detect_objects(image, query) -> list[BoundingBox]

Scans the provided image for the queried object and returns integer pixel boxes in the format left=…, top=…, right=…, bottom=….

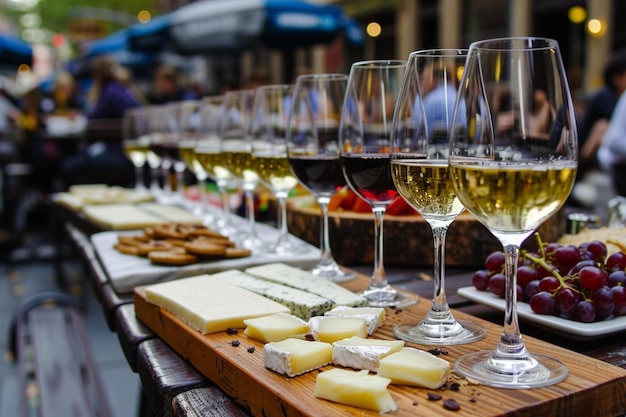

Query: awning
left=0, top=32, right=33, bottom=67
left=127, top=14, right=172, bottom=53
left=83, top=29, right=128, bottom=58
left=168, top=0, right=361, bottom=54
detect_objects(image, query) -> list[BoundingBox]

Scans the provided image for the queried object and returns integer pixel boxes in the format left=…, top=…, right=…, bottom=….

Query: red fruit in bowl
left=578, top=266, right=608, bottom=291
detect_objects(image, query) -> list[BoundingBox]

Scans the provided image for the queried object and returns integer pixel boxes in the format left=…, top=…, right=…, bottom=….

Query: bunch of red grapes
left=471, top=236, right=626, bottom=323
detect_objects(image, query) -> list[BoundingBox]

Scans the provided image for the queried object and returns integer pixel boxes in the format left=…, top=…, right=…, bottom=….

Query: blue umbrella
left=127, top=14, right=172, bottom=53
left=168, top=0, right=361, bottom=54
left=83, top=29, right=129, bottom=58
left=0, top=32, right=33, bottom=67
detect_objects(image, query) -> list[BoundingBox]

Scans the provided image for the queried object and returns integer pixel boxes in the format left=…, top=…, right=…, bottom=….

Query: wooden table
left=51, top=201, right=626, bottom=417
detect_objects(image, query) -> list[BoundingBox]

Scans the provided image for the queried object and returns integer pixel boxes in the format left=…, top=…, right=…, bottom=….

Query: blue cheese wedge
left=324, top=306, right=385, bottom=335
left=211, top=270, right=333, bottom=320
left=264, top=338, right=332, bottom=377
left=243, top=313, right=309, bottom=343
left=332, top=336, right=404, bottom=372
left=315, top=369, right=397, bottom=413
left=245, top=263, right=365, bottom=307
left=377, top=347, right=450, bottom=389
left=144, top=275, right=290, bottom=334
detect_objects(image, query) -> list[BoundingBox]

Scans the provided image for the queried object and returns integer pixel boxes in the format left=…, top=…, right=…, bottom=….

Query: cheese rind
left=314, top=369, right=397, bottom=413
left=377, top=347, right=450, bottom=389
left=244, top=263, right=366, bottom=307
left=243, top=313, right=309, bottom=342
left=308, top=316, right=368, bottom=343
left=263, top=338, right=332, bottom=377
left=324, top=306, right=385, bottom=335
left=144, top=275, right=290, bottom=334
left=332, top=336, right=404, bottom=372
left=211, top=270, right=333, bottom=320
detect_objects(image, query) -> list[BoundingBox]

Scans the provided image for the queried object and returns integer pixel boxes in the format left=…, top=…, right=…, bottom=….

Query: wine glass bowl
left=339, top=59, right=418, bottom=308
left=449, top=37, right=577, bottom=388
left=122, top=107, right=150, bottom=191
left=390, top=49, right=486, bottom=344
left=287, top=73, right=355, bottom=283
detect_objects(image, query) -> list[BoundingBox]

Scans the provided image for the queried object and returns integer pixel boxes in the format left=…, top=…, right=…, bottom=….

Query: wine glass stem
left=244, top=187, right=258, bottom=237
left=317, top=197, right=333, bottom=266
left=198, top=177, right=208, bottom=213
left=371, top=207, right=388, bottom=287
left=134, top=166, right=144, bottom=190
left=430, top=225, right=451, bottom=317
left=218, top=183, right=231, bottom=224
left=498, top=243, right=525, bottom=354
left=276, top=195, right=289, bottom=244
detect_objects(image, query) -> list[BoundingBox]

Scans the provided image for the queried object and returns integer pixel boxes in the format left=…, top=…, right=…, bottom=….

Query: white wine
left=450, top=161, right=576, bottom=232
left=392, top=159, right=463, bottom=221
left=195, top=149, right=232, bottom=182
left=253, top=150, right=298, bottom=194
left=123, top=141, right=149, bottom=168
left=178, top=144, right=207, bottom=178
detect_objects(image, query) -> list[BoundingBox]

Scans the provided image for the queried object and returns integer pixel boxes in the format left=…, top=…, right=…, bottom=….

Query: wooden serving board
left=134, top=276, right=626, bottom=417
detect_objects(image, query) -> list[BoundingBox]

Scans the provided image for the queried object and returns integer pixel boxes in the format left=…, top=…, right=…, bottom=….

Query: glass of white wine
left=449, top=37, right=578, bottom=388
left=390, top=49, right=486, bottom=344
left=250, top=84, right=307, bottom=254
left=122, top=107, right=149, bottom=191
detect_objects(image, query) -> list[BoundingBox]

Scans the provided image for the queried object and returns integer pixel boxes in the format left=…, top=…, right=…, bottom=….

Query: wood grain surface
left=134, top=274, right=626, bottom=417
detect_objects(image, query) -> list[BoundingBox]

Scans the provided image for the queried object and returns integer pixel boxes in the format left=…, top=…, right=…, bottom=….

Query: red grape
left=488, top=273, right=506, bottom=298
left=530, top=291, right=555, bottom=315
left=517, top=265, right=538, bottom=287
left=611, top=286, right=626, bottom=316
left=578, top=266, right=608, bottom=291
left=525, top=280, right=541, bottom=300
left=608, top=271, right=626, bottom=287
left=573, top=300, right=596, bottom=323
left=554, top=245, right=581, bottom=273
left=538, top=276, right=560, bottom=293
left=582, top=240, right=608, bottom=262
left=554, top=287, right=579, bottom=316
left=471, top=270, right=490, bottom=291
left=592, top=286, right=614, bottom=310
left=606, top=252, right=626, bottom=271
left=485, top=251, right=505, bottom=273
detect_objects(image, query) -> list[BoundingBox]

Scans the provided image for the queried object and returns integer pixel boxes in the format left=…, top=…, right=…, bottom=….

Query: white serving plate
left=457, top=286, right=626, bottom=339
left=91, top=222, right=320, bottom=294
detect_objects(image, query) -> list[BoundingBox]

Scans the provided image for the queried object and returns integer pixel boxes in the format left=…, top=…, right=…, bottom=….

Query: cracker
left=114, top=243, right=139, bottom=255
left=225, top=247, right=252, bottom=258
left=136, top=240, right=173, bottom=256
left=148, top=250, right=198, bottom=266
left=183, top=240, right=227, bottom=256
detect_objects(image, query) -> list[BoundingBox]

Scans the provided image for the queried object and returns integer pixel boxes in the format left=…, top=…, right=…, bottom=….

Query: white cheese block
left=315, top=369, right=397, bottom=413
left=263, top=338, right=332, bottom=377
left=308, top=316, right=368, bottom=343
left=144, top=275, right=290, bottom=334
left=138, top=202, right=202, bottom=224
left=332, top=336, right=404, bottom=372
left=245, top=263, right=365, bottom=307
left=324, top=306, right=385, bottom=335
left=243, top=313, right=309, bottom=343
left=83, top=204, right=165, bottom=230
left=211, top=270, right=333, bottom=320
left=377, top=347, right=450, bottom=389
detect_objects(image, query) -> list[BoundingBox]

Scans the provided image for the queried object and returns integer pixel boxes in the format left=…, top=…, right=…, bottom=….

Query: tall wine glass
left=144, top=106, right=164, bottom=195
left=219, top=89, right=262, bottom=250
left=449, top=37, right=577, bottom=388
left=339, top=60, right=417, bottom=307
left=122, top=107, right=149, bottom=191
left=287, top=73, right=356, bottom=283
left=167, top=101, right=191, bottom=205
left=194, top=95, right=237, bottom=233
left=250, top=84, right=307, bottom=254
left=390, top=49, right=486, bottom=343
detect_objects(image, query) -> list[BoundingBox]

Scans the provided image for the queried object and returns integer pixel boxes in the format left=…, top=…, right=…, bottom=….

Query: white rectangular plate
left=91, top=222, right=320, bottom=294
left=457, top=286, right=626, bottom=339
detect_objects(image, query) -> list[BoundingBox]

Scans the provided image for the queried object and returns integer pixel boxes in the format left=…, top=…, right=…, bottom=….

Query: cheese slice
left=308, top=316, right=367, bottom=343
left=324, top=306, right=385, bottom=335
left=144, top=275, right=290, bottom=334
left=83, top=204, right=165, bottom=230
left=377, top=347, right=450, bottom=389
left=138, top=202, right=202, bottom=224
left=245, top=263, right=366, bottom=308
left=332, top=336, right=404, bottom=372
left=243, top=313, right=309, bottom=343
left=264, top=338, right=332, bottom=377
left=211, top=270, right=333, bottom=320
left=315, top=369, right=397, bottom=413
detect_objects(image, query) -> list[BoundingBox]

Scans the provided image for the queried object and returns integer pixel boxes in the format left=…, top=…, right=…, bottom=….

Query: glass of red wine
left=339, top=60, right=418, bottom=308
left=287, top=73, right=356, bottom=283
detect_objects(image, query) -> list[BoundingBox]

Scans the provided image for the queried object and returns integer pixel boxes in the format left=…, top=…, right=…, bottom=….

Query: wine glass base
left=361, top=287, right=418, bottom=309
left=311, top=264, right=357, bottom=283
left=393, top=320, right=486, bottom=346
left=454, top=350, right=568, bottom=389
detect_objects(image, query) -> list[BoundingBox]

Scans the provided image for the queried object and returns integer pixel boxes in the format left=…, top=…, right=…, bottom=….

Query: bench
left=8, top=292, right=113, bottom=417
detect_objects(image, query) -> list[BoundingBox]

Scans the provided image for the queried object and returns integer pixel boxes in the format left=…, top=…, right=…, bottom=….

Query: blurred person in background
left=146, top=64, right=197, bottom=104
left=597, top=84, right=626, bottom=197
left=60, top=55, right=141, bottom=187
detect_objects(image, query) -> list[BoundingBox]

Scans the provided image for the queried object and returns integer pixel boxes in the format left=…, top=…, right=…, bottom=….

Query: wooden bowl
left=287, top=196, right=565, bottom=268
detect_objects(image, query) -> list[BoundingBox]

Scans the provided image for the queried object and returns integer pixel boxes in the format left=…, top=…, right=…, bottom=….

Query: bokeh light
left=366, top=22, right=381, bottom=38
left=568, top=6, right=587, bottom=24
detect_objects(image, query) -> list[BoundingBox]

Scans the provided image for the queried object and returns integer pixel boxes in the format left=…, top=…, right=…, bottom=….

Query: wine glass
left=167, top=100, right=192, bottom=205
left=250, top=84, right=307, bottom=254
left=339, top=60, right=417, bottom=307
left=449, top=37, right=577, bottom=388
left=219, top=89, right=263, bottom=250
left=390, top=49, right=486, bottom=343
left=147, top=104, right=178, bottom=202
left=122, top=107, right=149, bottom=191
left=144, top=106, right=164, bottom=195
left=287, top=73, right=356, bottom=283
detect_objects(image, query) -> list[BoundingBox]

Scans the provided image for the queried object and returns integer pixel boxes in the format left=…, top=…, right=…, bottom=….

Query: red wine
left=341, top=153, right=397, bottom=203
left=288, top=155, right=346, bottom=195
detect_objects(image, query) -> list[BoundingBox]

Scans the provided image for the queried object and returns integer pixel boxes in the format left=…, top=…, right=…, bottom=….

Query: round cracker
left=224, top=247, right=252, bottom=258
left=183, top=240, right=227, bottom=256
left=149, top=250, right=198, bottom=266
left=136, top=240, right=173, bottom=256
left=114, top=243, right=140, bottom=255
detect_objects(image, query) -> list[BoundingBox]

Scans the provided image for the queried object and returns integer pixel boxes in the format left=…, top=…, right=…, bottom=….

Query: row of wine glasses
left=122, top=36, right=578, bottom=390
